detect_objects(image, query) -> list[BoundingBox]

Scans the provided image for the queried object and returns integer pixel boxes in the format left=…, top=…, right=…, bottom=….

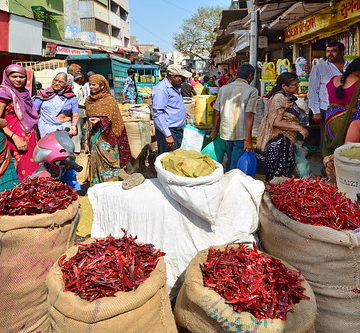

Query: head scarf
left=36, top=73, right=75, bottom=101
left=85, top=74, right=124, bottom=136
left=0, top=64, right=38, bottom=133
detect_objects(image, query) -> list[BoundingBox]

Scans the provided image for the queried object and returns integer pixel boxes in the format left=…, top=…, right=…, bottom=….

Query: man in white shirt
left=211, top=64, right=258, bottom=170
left=308, top=41, right=350, bottom=148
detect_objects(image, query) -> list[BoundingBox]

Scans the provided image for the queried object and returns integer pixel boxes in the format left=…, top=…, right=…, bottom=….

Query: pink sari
left=4, top=102, right=38, bottom=181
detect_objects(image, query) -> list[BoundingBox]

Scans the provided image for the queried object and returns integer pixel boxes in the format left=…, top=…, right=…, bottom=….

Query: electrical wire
left=130, top=15, right=174, bottom=48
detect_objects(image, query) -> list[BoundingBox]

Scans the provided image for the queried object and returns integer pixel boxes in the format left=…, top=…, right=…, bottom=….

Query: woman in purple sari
left=0, top=64, right=39, bottom=182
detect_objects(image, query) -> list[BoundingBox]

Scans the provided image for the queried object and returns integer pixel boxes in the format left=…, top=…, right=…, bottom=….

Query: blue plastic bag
left=295, top=148, right=311, bottom=177
left=201, top=135, right=226, bottom=163
left=237, top=151, right=257, bottom=178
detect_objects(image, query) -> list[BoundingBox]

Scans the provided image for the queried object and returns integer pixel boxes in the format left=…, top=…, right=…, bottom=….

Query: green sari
left=89, top=128, right=121, bottom=185
left=0, top=130, right=19, bottom=191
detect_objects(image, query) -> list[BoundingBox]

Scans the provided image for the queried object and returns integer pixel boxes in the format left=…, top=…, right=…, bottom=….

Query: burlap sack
left=174, top=245, right=316, bottom=333
left=123, top=116, right=151, bottom=158
left=259, top=178, right=360, bottom=333
left=47, top=241, right=177, bottom=333
left=0, top=200, right=79, bottom=333
left=75, top=152, right=90, bottom=185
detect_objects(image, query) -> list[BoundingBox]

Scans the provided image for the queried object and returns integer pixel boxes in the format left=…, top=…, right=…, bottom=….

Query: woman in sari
left=323, top=58, right=360, bottom=157
left=34, top=72, right=79, bottom=138
left=85, top=74, right=132, bottom=185
left=0, top=64, right=39, bottom=182
left=256, top=73, right=309, bottom=181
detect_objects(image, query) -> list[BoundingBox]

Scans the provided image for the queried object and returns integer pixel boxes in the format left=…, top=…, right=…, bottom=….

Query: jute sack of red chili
left=174, top=244, right=316, bottom=333
left=46, top=235, right=177, bottom=333
left=0, top=178, right=79, bottom=333
left=259, top=177, right=360, bottom=333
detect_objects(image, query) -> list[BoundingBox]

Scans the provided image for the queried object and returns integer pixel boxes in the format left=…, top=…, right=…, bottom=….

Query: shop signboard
left=285, top=0, right=360, bottom=43
left=44, top=43, right=57, bottom=57
left=259, top=36, right=268, bottom=49
left=56, top=46, right=91, bottom=55
left=234, top=32, right=250, bottom=53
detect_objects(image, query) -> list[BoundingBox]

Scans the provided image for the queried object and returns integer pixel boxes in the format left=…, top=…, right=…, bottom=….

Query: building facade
left=76, top=0, right=131, bottom=48
left=9, top=0, right=65, bottom=41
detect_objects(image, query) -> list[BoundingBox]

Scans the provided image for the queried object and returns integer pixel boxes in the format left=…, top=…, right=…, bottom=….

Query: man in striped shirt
left=308, top=41, right=350, bottom=148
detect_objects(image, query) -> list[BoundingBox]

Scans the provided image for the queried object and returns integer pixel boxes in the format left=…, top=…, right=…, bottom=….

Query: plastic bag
left=180, top=125, right=205, bottom=152
left=201, top=135, right=226, bottom=162
left=237, top=152, right=257, bottom=178
left=295, top=147, right=311, bottom=178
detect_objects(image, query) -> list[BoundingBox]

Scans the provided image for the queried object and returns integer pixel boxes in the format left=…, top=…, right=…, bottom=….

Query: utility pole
left=246, top=0, right=258, bottom=86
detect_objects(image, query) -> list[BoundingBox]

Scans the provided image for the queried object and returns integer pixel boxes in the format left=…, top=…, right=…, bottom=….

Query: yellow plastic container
left=276, top=59, right=292, bottom=75
left=261, top=62, right=277, bottom=80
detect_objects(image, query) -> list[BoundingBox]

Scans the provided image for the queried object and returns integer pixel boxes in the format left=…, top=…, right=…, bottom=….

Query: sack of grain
left=183, top=97, right=195, bottom=121
left=47, top=241, right=177, bottom=333
left=334, top=143, right=360, bottom=201
left=118, top=103, right=131, bottom=116
left=123, top=116, right=151, bottom=158
left=259, top=177, right=360, bottom=333
left=129, top=105, right=151, bottom=120
left=174, top=245, right=316, bottom=333
left=0, top=201, right=79, bottom=333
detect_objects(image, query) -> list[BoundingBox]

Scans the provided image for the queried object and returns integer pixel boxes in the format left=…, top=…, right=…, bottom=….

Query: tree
left=173, top=7, right=222, bottom=65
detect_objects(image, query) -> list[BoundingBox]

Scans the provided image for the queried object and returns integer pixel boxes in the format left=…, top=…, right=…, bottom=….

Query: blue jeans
left=156, top=128, right=184, bottom=155
left=225, top=140, right=244, bottom=171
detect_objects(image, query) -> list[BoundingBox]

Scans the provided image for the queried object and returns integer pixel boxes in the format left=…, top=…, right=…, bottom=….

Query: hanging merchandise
left=276, top=59, right=291, bottom=76
left=295, top=57, right=309, bottom=78
left=261, top=62, right=277, bottom=80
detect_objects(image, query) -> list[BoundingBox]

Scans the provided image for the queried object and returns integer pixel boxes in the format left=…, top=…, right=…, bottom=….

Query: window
left=124, top=37, right=130, bottom=47
left=95, top=19, right=109, bottom=35
left=112, top=26, right=121, bottom=38
left=120, top=7, right=128, bottom=21
left=110, top=1, right=120, bottom=15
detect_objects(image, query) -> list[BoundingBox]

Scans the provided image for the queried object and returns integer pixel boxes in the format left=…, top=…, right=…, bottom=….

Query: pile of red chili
left=58, top=232, right=165, bottom=302
left=267, top=177, right=360, bottom=230
left=201, top=244, right=309, bottom=320
left=0, top=177, right=78, bottom=215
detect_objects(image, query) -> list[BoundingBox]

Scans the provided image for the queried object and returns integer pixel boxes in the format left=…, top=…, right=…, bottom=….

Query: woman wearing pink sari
left=0, top=64, right=39, bottom=181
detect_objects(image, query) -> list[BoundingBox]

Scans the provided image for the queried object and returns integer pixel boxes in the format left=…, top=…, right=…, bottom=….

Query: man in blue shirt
left=152, top=64, right=192, bottom=155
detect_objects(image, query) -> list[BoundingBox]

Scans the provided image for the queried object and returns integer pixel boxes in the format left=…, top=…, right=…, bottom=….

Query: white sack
left=155, top=153, right=224, bottom=226
left=89, top=168, right=264, bottom=297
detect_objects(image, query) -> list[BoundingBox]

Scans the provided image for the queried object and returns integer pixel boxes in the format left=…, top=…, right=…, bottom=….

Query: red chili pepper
left=0, top=177, right=78, bottom=215
left=266, top=177, right=360, bottom=231
left=59, top=230, right=165, bottom=302
left=201, top=244, right=310, bottom=320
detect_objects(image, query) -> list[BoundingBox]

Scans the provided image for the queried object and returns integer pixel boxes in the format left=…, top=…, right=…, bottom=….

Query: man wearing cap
left=210, top=64, right=258, bottom=170
left=152, top=64, right=192, bottom=155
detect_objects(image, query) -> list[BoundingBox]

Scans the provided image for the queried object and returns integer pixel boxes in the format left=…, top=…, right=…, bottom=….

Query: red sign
left=44, top=42, right=57, bottom=57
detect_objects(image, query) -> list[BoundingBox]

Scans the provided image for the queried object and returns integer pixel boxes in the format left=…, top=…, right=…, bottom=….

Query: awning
left=212, top=34, right=234, bottom=51
left=219, top=9, right=248, bottom=30
left=31, top=6, right=63, bottom=16
left=269, top=2, right=329, bottom=30
left=255, top=0, right=329, bottom=4
left=241, top=2, right=294, bottom=28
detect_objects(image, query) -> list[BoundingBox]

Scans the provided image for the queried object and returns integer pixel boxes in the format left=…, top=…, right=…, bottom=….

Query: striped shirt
left=308, top=60, right=350, bottom=114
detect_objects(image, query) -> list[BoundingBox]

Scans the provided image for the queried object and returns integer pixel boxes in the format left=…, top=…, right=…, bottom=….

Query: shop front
left=284, top=0, right=360, bottom=62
